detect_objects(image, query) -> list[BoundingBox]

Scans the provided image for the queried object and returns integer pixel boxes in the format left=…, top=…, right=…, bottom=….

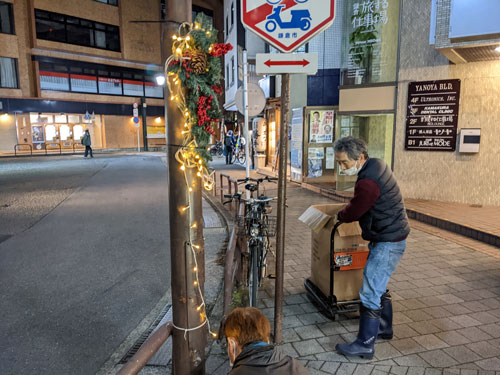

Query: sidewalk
left=255, top=167, right=500, bottom=250
left=205, top=160, right=500, bottom=374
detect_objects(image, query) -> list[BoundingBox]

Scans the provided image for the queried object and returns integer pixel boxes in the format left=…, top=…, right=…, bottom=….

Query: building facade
left=0, top=0, right=223, bottom=154
left=394, top=0, right=500, bottom=206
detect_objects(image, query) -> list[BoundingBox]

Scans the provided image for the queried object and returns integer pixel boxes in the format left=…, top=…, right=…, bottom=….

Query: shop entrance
left=28, top=113, right=101, bottom=153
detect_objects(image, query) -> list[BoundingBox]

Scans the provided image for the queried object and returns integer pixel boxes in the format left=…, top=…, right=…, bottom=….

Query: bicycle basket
left=264, top=216, right=278, bottom=237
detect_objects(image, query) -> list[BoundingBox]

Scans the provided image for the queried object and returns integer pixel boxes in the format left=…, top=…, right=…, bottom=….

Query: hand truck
left=304, top=222, right=369, bottom=320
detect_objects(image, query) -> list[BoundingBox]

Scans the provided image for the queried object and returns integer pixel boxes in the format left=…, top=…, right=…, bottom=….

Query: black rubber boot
left=378, top=290, right=393, bottom=340
left=335, top=305, right=381, bottom=359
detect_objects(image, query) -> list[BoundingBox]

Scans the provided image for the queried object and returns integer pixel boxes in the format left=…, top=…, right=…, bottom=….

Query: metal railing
left=14, top=144, right=32, bottom=156
left=73, top=143, right=85, bottom=154
left=117, top=322, right=173, bottom=375
left=219, top=173, right=239, bottom=213
left=223, top=201, right=246, bottom=317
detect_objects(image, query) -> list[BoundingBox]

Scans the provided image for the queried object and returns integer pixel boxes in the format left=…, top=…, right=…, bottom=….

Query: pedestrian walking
left=333, top=136, right=410, bottom=359
left=222, top=307, right=308, bottom=375
left=225, top=130, right=234, bottom=165
left=82, top=129, right=93, bottom=158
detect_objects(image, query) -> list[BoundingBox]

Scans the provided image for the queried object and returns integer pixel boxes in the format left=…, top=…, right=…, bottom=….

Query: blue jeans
left=359, top=240, right=406, bottom=310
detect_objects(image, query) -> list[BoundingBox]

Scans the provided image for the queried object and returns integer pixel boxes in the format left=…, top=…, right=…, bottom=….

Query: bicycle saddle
left=245, top=183, right=258, bottom=192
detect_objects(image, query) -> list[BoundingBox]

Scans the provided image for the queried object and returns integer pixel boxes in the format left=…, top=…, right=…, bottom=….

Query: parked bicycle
left=224, top=176, right=278, bottom=306
left=231, top=146, right=246, bottom=165
left=231, top=135, right=246, bottom=165
left=209, top=140, right=224, bottom=157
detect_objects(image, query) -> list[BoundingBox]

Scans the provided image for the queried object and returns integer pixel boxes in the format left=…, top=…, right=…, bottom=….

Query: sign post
left=241, top=0, right=336, bottom=344
left=243, top=50, right=250, bottom=182
left=133, top=103, right=140, bottom=152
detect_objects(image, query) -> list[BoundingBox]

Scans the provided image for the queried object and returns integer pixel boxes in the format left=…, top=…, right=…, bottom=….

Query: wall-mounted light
left=0, top=113, right=10, bottom=121
left=155, top=117, right=162, bottom=124
left=155, top=74, right=166, bottom=86
left=495, top=46, right=500, bottom=53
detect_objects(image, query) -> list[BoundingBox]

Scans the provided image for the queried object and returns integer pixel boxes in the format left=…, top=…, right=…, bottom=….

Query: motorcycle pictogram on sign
left=241, top=0, right=335, bottom=53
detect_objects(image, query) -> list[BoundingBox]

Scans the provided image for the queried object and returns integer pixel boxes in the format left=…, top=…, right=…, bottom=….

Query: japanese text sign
left=405, top=79, right=461, bottom=152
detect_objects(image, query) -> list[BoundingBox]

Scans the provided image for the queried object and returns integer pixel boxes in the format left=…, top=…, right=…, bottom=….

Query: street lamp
left=155, top=74, right=166, bottom=86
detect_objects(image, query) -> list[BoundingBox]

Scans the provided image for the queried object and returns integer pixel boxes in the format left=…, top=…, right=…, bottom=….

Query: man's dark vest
left=356, top=158, right=410, bottom=242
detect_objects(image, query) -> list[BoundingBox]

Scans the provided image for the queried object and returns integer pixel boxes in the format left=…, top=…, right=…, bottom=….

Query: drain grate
left=119, top=304, right=171, bottom=364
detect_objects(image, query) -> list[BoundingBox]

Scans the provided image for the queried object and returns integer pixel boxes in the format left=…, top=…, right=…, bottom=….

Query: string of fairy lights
left=165, top=21, right=218, bottom=340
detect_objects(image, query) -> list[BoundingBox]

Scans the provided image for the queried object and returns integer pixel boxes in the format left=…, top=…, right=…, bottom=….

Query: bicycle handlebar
left=223, top=192, right=276, bottom=205
left=236, top=176, right=278, bottom=184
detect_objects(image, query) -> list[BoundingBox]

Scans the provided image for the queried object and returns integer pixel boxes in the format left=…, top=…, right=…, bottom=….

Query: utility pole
left=243, top=49, right=250, bottom=182
left=164, top=1, right=206, bottom=374
left=274, top=73, right=290, bottom=344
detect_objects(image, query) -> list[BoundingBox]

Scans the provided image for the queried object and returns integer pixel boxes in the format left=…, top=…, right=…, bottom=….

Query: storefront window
left=336, top=113, right=394, bottom=191
left=341, top=0, right=399, bottom=85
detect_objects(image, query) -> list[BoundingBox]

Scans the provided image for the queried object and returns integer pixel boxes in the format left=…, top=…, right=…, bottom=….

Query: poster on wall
left=290, top=108, right=304, bottom=182
left=326, top=147, right=335, bottom=169
left=404, top=79, right=460, bottom=151
left=147, top=126, right=166, bottom=139
left=32, top=125, right=45, bottom=143
left=309, top=110, right=334, bottom=143
left=308, top=159, right=323, bottom=178
left=307, top=146, right=324, bottom=178
left=308, top=147, right=325, bottom=159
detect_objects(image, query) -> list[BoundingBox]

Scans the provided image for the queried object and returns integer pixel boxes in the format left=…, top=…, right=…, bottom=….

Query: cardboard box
left=299, top=203, right=369, bottom=302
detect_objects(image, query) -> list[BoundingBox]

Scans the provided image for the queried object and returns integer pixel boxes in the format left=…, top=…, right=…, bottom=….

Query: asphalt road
left=0, top=154, right=170, bottom=375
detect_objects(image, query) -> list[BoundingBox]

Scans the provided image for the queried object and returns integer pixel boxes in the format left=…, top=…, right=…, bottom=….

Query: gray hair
left=333, top=136, right=368, bottom=160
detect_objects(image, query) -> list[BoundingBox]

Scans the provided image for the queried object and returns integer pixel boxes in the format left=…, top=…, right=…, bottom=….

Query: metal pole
left=274, top=73, right=290, bottom=344
left=164, top=1, right=206, bottom=374
left=137, top=127, right=140, bottom=152
left=141, top=97, right=149, bottom=151
left=243, top=50, right=250, bottom=183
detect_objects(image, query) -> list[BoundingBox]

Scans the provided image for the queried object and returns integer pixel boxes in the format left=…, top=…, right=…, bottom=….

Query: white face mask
left=340, top=159, right=361, bottom=176
left=228, top=338, right=238, bottom=367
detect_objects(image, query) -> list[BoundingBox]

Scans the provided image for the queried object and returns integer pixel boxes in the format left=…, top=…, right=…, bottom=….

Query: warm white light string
left=166, top=20, right=217, bottom=340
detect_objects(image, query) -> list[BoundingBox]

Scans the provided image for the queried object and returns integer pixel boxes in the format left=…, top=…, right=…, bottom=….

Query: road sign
left=235, top=83, right=266, bottom=116
left=241, top=0, right=335, bottom=53
left=133, top=102, right=138, bottom=109
left=256, top=52, right=318, bottom=74
left=133, top=108, right=139, bottom=118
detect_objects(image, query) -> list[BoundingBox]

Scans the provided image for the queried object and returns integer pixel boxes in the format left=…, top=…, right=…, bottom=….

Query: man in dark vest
left=333, top=136, right=410, bottom=359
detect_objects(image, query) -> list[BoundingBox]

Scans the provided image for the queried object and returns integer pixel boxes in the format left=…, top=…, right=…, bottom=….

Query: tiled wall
left=394, top=0, right=500, bottom=206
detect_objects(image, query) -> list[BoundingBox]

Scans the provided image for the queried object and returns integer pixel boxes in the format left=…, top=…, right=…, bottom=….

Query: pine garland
left=166, top=14, right=232, bottom=165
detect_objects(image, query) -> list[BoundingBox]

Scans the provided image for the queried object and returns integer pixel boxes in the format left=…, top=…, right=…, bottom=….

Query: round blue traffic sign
left=133, top=117, right=140, bottom=123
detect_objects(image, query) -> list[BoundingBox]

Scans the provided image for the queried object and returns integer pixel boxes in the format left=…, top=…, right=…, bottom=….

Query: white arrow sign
left=256, top=53, right=318, bottom=74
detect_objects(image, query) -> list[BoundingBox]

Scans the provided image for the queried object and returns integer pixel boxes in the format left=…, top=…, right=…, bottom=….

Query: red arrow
left=246, top=0, right=298, bottom=25
left=264, top=59, right=310, bottom=67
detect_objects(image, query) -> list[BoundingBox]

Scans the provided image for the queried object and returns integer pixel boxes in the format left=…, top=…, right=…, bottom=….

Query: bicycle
left=231, top=146, right=246, bottom=165
left=209, top=140, right=223, bottom=157
left=224, top=176, right=278, bottom=307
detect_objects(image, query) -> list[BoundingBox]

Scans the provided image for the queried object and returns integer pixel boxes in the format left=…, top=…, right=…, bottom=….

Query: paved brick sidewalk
left=205, top=164, right=500, bottom=375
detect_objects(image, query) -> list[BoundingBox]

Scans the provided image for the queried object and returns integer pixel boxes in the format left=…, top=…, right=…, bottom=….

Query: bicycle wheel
left=248, top=244, right=259, bottom=307
left=231, top=150, right=236, bottom=164
left=238, top=151, right=246, bottom=164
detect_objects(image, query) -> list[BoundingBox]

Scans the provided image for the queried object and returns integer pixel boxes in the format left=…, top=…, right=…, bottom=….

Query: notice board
left=405, top=79, right=460, bottom=151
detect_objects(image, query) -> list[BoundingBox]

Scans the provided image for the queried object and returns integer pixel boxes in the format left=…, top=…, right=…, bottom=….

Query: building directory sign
left=241, top=0, right=335, bottom=53
left=405, top=79, right=461, bottom=152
